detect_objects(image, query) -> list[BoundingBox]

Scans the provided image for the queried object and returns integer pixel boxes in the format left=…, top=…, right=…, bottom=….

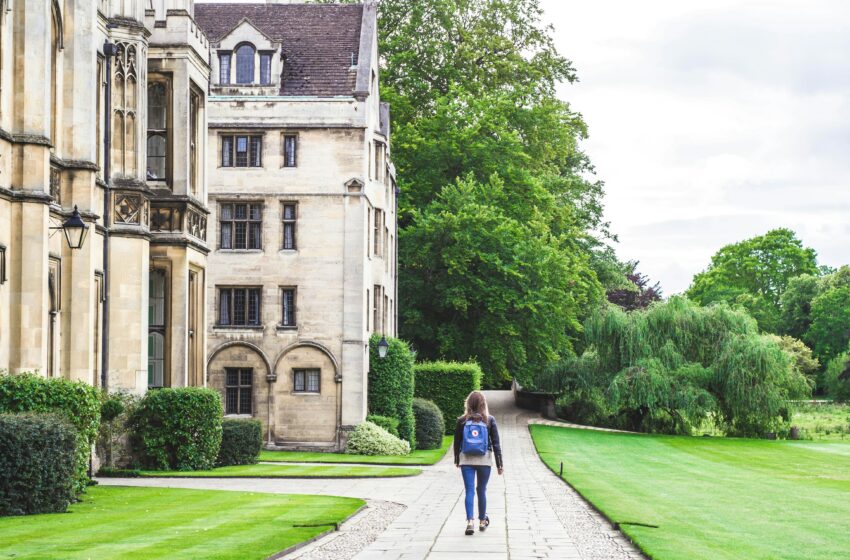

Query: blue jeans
left=461, top=465, right=491, bottom=520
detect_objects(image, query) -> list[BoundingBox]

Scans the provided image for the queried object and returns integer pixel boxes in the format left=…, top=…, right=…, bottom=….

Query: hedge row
left=414, top=361, right=482, bottom=434
left=130, top=387, right=223, bottom=471
left=0, top=413, right=78, bottom=516
left=0, top=373, right=101, bottom=494
left=368, top=335, right=416, bottom=448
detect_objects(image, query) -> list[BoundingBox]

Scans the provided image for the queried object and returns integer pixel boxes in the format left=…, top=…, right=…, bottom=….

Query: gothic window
left=235, top=44, right=255, bottom=84
left=219, top=52, right=231, bottom=85
left=112, top=44, right=138, bottom=178
left=259, top=52, right=272, bottom=84
left=146, top=80, right=168, bottom=181
left=148, top=269, right=167, bottom=388
left=281, top=287, right=296, bottom=327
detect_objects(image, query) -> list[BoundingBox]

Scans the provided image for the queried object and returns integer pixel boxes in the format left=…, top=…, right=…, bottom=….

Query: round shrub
left=366, top=414, right=400, bottom=438
left=0, top=413, right=77, bottom=516
left=130, top=387, right=223, bottom=471
left=0, top=373, right=101, bottom=494
left=368, top=335, right=416, bottom=448
left=217, top=419, right=262, bottom=466
left=345, top=421, right=410, bottom=456
left=412, top=398, right=444, bottom=450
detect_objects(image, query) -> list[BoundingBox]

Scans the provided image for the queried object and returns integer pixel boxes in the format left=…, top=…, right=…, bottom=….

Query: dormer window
left=235, top=44, right=255, bottom=84
left=260, top=53, right=273, bottom=85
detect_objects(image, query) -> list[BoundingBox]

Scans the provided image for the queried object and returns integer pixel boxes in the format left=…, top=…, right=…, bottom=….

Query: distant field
left=259, top=436, right=452, bottom=465
left=531, top=424, right=850, bottom=560
left=791, top=402, right=850, bottom=440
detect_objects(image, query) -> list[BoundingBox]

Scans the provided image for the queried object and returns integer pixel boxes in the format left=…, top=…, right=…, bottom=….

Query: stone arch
left=272, top=340, right=339, bottom=378
left=207, top=340, right=272, bottom=376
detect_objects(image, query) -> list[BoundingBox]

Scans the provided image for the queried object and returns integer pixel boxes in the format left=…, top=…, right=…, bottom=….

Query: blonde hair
left=463, top=391, right=489, bottom=420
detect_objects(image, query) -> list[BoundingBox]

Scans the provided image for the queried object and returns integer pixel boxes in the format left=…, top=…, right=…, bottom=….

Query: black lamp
left=61, top=206, right=89, bottom=250
left=377, top=336, right=389, bottom=359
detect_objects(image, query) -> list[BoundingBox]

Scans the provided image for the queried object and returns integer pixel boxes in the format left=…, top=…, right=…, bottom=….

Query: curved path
left=99, top=391, right=643, bottom=559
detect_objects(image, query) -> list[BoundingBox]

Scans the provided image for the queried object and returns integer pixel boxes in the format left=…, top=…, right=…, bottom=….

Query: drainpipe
left=101, top=39, right=118, bottom=390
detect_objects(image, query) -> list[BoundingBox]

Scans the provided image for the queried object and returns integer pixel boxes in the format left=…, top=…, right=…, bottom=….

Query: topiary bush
left=414, top=361, right=483, bottom=433
left=0, top=413, right=77, bottom=515
left=96, top=392, right=139, bottom=469
left=368, top=334, right=416, bottom=448
left=366, top=414, right=400, bottom=438
left=345, top=421, right=410, bottom=456
left=412, top=398, right=444, bottom=450
left=0, top=373, right=101, bottom=494
left=130, top=387, right=223, bottom=471
left=217, top=419, right=262, bottom=466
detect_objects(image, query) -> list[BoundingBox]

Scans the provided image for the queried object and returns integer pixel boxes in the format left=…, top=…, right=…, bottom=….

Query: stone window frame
left=373, top=209, right=383, bottom=257
left=281, top=201, right=297, bottom=251
left=282, top=133, right=298, bottom=168
left=216, top=286, right=263, bottom=328
left=225, top=367, right=253, bottom=415
left=146, top=74, right=172, bottom=185
left=293, top=368, right=321, bottom=394
left=148, top=266, right=170, bottom=389
left=218, top=201, right=263, bottom=251
left=189, top=85, right=203, bottom=197
left=0, top=244, right=6, bottom=285
left=279, top=286, right=297, bottom=329
left=220, top=133, right=263, bottom=168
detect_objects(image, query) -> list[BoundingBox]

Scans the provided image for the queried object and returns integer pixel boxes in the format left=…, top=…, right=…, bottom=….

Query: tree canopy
left=320, top=0, right=613, bottom=386
left=686, top=229, right=819, bottom=333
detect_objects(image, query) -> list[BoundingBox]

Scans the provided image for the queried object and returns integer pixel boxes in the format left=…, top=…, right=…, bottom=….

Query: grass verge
left=0, top=485, right=363, bottom=560
left=138, top=463, right=420, bottom=478
left=259, top=436, right=452, bottom=465
left=530, top=424, right=850, bottom=560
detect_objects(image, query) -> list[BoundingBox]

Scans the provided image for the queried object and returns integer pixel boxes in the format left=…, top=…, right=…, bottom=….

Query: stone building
left=195, top=2, right=397, bottom=449
left=0, top=0, right=210, bottom=393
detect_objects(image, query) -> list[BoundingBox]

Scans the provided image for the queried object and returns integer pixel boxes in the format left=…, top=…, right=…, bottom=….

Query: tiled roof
left=194, top=3, right=363, bottom=97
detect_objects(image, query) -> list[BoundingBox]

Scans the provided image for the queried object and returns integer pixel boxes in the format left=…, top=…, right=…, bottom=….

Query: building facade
left=0, top=0, right=210, bottom=393
left=195, top=2, right=397, bottom=450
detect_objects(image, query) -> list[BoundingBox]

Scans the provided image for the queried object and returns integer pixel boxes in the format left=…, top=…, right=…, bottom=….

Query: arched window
left=235, top=44, right=255, bottom=84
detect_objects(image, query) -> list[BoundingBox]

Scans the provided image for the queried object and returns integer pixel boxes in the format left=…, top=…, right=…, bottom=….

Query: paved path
left=99, top=391, right=643, bottom=560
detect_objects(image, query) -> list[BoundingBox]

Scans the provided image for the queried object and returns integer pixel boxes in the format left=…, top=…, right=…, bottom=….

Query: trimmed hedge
left=0, top=373, right=101, bottom=494
left=412, top=398, right=444, bottom=450
left=345, top=421, right=410, bottom=456
left=217, top=419, right=262, bottom=466
left=0, top=413, right=77, bottom=515
left=366, top=414, right=400, bottom=438
left=130, top=387, right=223, bottom=471
left=414, top=361, right=483, bottom=433
left=368, top=335, right=416, bottom=448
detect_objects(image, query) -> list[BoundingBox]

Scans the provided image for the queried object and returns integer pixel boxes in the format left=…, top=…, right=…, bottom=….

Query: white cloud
left=541, top=0, right=850, bottom=293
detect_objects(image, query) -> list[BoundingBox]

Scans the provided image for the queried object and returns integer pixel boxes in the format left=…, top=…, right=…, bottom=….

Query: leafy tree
left=807, top=286, right=850, bottom=366
left=607, top=262, right=662, bottom=311
left=823, top=350, right=850, bottom=402
left=779, top=274, right=820, bottom=339
left=687, top=229, right=819, bottom=333
left=400, top=176, right=601, bottom=388
left=765, top=334, right=820, bottom=389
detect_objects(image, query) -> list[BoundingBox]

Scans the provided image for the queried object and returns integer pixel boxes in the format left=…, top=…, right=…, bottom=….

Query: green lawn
left=0, top=486, right=363, bottom=560
left=530, top=424, right=850, bottom=560
left=139, top=463, right=420, bottom=478
left=259, top=436, right=452, bottom=465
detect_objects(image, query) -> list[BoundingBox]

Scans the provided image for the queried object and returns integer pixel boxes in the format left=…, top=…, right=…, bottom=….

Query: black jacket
left=454, top=414, right=503, bottom=469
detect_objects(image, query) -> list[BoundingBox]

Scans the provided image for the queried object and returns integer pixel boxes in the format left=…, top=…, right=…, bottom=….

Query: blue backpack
left=461, top=416, right=490, bottom=456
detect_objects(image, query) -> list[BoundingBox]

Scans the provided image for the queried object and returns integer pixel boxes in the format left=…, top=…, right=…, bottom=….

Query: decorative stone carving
left=49, top=166, right=61, bottom=204
left=114, top=193, right=144, bottom=224
left=187, top=209, right=207, bottom=241
left=150, top=206, right=183, bottom=233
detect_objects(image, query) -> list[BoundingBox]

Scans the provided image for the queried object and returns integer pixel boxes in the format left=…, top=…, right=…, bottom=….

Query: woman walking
left=454, top=391, right=503, bottom=535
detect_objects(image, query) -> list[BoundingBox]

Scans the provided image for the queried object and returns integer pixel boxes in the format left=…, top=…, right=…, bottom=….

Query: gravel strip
left=286, top=500, right=405, bottom=560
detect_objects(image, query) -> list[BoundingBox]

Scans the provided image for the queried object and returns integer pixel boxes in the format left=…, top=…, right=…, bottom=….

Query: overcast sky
left=540, top=0, right=850, bottom=294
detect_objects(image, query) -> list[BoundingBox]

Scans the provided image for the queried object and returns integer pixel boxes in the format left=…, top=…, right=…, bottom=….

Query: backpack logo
left=462, top=419, right=489, bottom=456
